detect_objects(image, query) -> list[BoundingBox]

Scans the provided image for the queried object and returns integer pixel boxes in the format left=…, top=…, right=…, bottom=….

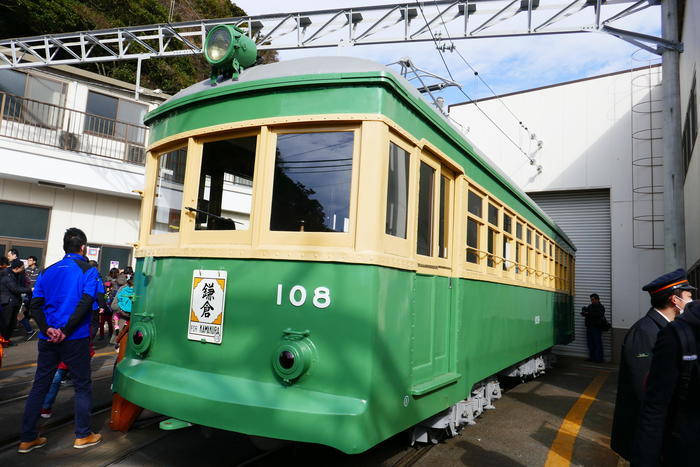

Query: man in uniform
left=632, top=298, right=699, bottom=466
left=18, top=228, right=102, bottom=453
left=610, top=268, right=696, bottom=460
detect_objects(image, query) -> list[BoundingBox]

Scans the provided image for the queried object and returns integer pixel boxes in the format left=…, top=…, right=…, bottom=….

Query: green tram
left=114, top=27, right=575, bottom=454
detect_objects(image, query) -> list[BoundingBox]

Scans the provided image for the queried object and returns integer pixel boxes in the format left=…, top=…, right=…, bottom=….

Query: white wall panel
left=530, top=190, right=612, bottom=358
left=451, top=68, right=667, bottom=335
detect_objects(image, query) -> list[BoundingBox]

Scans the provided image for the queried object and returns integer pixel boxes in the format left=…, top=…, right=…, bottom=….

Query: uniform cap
left=642, top=268, right=696, bottom=296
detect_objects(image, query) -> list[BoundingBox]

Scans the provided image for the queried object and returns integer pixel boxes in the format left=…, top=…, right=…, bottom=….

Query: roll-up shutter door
left=528, top=189, right=612, bottom=360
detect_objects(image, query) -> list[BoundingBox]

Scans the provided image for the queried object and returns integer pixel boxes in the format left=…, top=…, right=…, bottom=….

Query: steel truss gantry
left=0, top=0, right=675, bottom=70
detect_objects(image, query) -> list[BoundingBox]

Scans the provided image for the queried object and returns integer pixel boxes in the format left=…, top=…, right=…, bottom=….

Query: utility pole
left=662, top=0, right=685, bottom=270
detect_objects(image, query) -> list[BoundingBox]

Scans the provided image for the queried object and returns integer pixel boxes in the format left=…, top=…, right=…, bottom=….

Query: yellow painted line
left=0, top=350, right=117, bottom=372
left=544, top=371, right=610, bottom=467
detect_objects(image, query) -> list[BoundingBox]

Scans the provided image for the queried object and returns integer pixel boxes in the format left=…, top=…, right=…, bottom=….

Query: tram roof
left=148, top=56, right=575, bottom=251
left=167, top=56, right=424, bottom=103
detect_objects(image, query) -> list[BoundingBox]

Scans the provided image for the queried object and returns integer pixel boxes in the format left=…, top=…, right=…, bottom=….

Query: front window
left=270, top=131, right=353, bottom=232
left=195, top=136, right=256, bottom=231
left=151, top=148, right=187, bottom=234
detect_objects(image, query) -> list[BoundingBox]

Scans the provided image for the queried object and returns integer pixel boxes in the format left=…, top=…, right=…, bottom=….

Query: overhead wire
left=413, top=1, right=536, bottom=163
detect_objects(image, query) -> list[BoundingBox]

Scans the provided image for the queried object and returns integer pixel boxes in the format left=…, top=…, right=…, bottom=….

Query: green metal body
left=115, top=258, right=572, bottom=453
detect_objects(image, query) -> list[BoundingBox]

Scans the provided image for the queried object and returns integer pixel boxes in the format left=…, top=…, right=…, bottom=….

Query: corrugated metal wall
left=529, top=189, right=612, bottom=359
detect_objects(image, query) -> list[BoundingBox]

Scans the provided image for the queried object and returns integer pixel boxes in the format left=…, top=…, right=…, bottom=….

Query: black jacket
left=0, top=267, right=31, bottom=306
left=611, top=308, right=668, bottom=460
left=631, top=302, right=700, bottom=467
left=582, top=302, right=606, bottom=328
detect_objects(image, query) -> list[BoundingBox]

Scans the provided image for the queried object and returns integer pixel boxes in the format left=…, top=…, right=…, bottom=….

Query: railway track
left=391, top=445, right=436, bottom=467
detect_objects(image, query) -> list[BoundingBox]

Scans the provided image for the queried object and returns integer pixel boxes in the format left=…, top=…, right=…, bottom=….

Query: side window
left=466, top=191, right=482, bottom=264
left=386, top=143, right=410, bottom=238
left=416, top=161, right=435, bottom=256
left=270, top=131, right=353, bottom=232
left=438, top=175, right=450, bottom=259
left=195, top=136, right=257, bottom=231
left=151, top=148, right=187, bottom=234
left=515, top=221, right=523, bottom=275
left=487, top=203, right=499, bottom=268
left=502, top=213, right=513, bottom=272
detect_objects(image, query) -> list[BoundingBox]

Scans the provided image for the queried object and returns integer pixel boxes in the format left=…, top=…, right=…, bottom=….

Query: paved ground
left=1, top=332, right=626, bottom=466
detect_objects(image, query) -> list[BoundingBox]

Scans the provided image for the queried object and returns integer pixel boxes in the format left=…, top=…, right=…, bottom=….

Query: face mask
left=674, top=296, right=692, bottom=313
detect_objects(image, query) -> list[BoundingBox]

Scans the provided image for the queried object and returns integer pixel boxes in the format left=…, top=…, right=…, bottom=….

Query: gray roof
left=166, top=56, right=422, bottom=104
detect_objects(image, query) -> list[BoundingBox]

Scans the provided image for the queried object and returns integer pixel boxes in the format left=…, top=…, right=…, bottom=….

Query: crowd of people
left=0, top=228, right=134, bottom=453
left=0, top=251, right=133, bottom=350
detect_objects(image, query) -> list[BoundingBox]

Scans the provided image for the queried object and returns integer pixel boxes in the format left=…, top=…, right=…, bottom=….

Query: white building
left=450, top=4, right=699, bottom=359
left=0, top=64, right=167, bottom=274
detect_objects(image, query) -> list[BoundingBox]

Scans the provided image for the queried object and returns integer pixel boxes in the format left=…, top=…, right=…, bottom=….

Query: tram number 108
left=276, top=284, right=331, bottom=309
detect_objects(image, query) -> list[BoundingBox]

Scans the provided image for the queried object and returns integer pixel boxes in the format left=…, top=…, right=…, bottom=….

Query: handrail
left=465, top=246, right=564, bottom=285
left=0, top=91, right=148, bottom=165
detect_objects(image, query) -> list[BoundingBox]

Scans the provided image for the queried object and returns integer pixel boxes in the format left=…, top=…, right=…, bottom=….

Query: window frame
left=415, top=150, right=454, bottom=269
left=260, top=124, right=361, bottom=249
left=502, top=209, right=516, bottom=278
left=383, top=133, right=418, bottom=257
left=83, top=89, right=148, bottom=142
left=144, top=142, right=191, bottom=247
left=179, top=129, right=262, bottom=247
left=464, top=185, right=486, bottom=271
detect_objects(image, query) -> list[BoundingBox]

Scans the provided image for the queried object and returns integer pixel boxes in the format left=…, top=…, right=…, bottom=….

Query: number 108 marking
left=276, top=284, right=331, bottom=309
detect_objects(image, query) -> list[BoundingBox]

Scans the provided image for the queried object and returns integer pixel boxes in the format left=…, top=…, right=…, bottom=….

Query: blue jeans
left=586, top=327, right=604, bottom=362
left=20, top=338, right=92, bottom=441
left=19, top=316, right=33, bottom=333
left=41, top=368, right=67, bottom=409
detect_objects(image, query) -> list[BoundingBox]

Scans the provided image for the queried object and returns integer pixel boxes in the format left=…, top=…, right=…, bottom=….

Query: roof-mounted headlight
left=204, top=25, right=258, bottom=85
left=205, top=26, right=234, bottom=64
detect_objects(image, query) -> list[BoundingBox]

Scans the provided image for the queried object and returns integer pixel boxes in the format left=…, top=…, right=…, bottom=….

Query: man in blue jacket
left=18, top=227, right=103, bottom=453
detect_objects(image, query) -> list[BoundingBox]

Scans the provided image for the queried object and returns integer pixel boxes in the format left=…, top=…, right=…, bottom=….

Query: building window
left=86, top=244, right=133, bottom=278
left=0, top=201, right=51, bottom=267
left=0, top=70, right=66, bottom=127
left=196, top=136, right=256, bottom=231
left=270, top=131, right=353, bottom=233
left=386, top=143, right=410, bottom=238
left=682, top=76, right=698, bottom=176
left=84, top=91, right=147, bottom=142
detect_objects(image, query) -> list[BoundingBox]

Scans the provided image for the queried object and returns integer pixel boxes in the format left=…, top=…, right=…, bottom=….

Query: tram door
left=410, top=277, right=454, bottom=389
left=409, top=159, right=456, bottom=390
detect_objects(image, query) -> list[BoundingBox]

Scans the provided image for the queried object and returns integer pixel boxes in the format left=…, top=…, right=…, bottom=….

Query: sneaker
left=25, top=330, right=38, bottom=342
left=73, top=432, right=102, bottom=449
left=18, top=437, right=47, bottom=453
left=40, top=408, right=52, bottom=419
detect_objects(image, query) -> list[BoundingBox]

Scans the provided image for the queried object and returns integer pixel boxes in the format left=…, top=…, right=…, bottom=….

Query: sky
left=231, top=0, right=662, bottom=106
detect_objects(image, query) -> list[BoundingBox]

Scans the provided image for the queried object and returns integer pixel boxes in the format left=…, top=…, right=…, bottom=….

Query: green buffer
left=160, top=418, right=193, bottom=431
